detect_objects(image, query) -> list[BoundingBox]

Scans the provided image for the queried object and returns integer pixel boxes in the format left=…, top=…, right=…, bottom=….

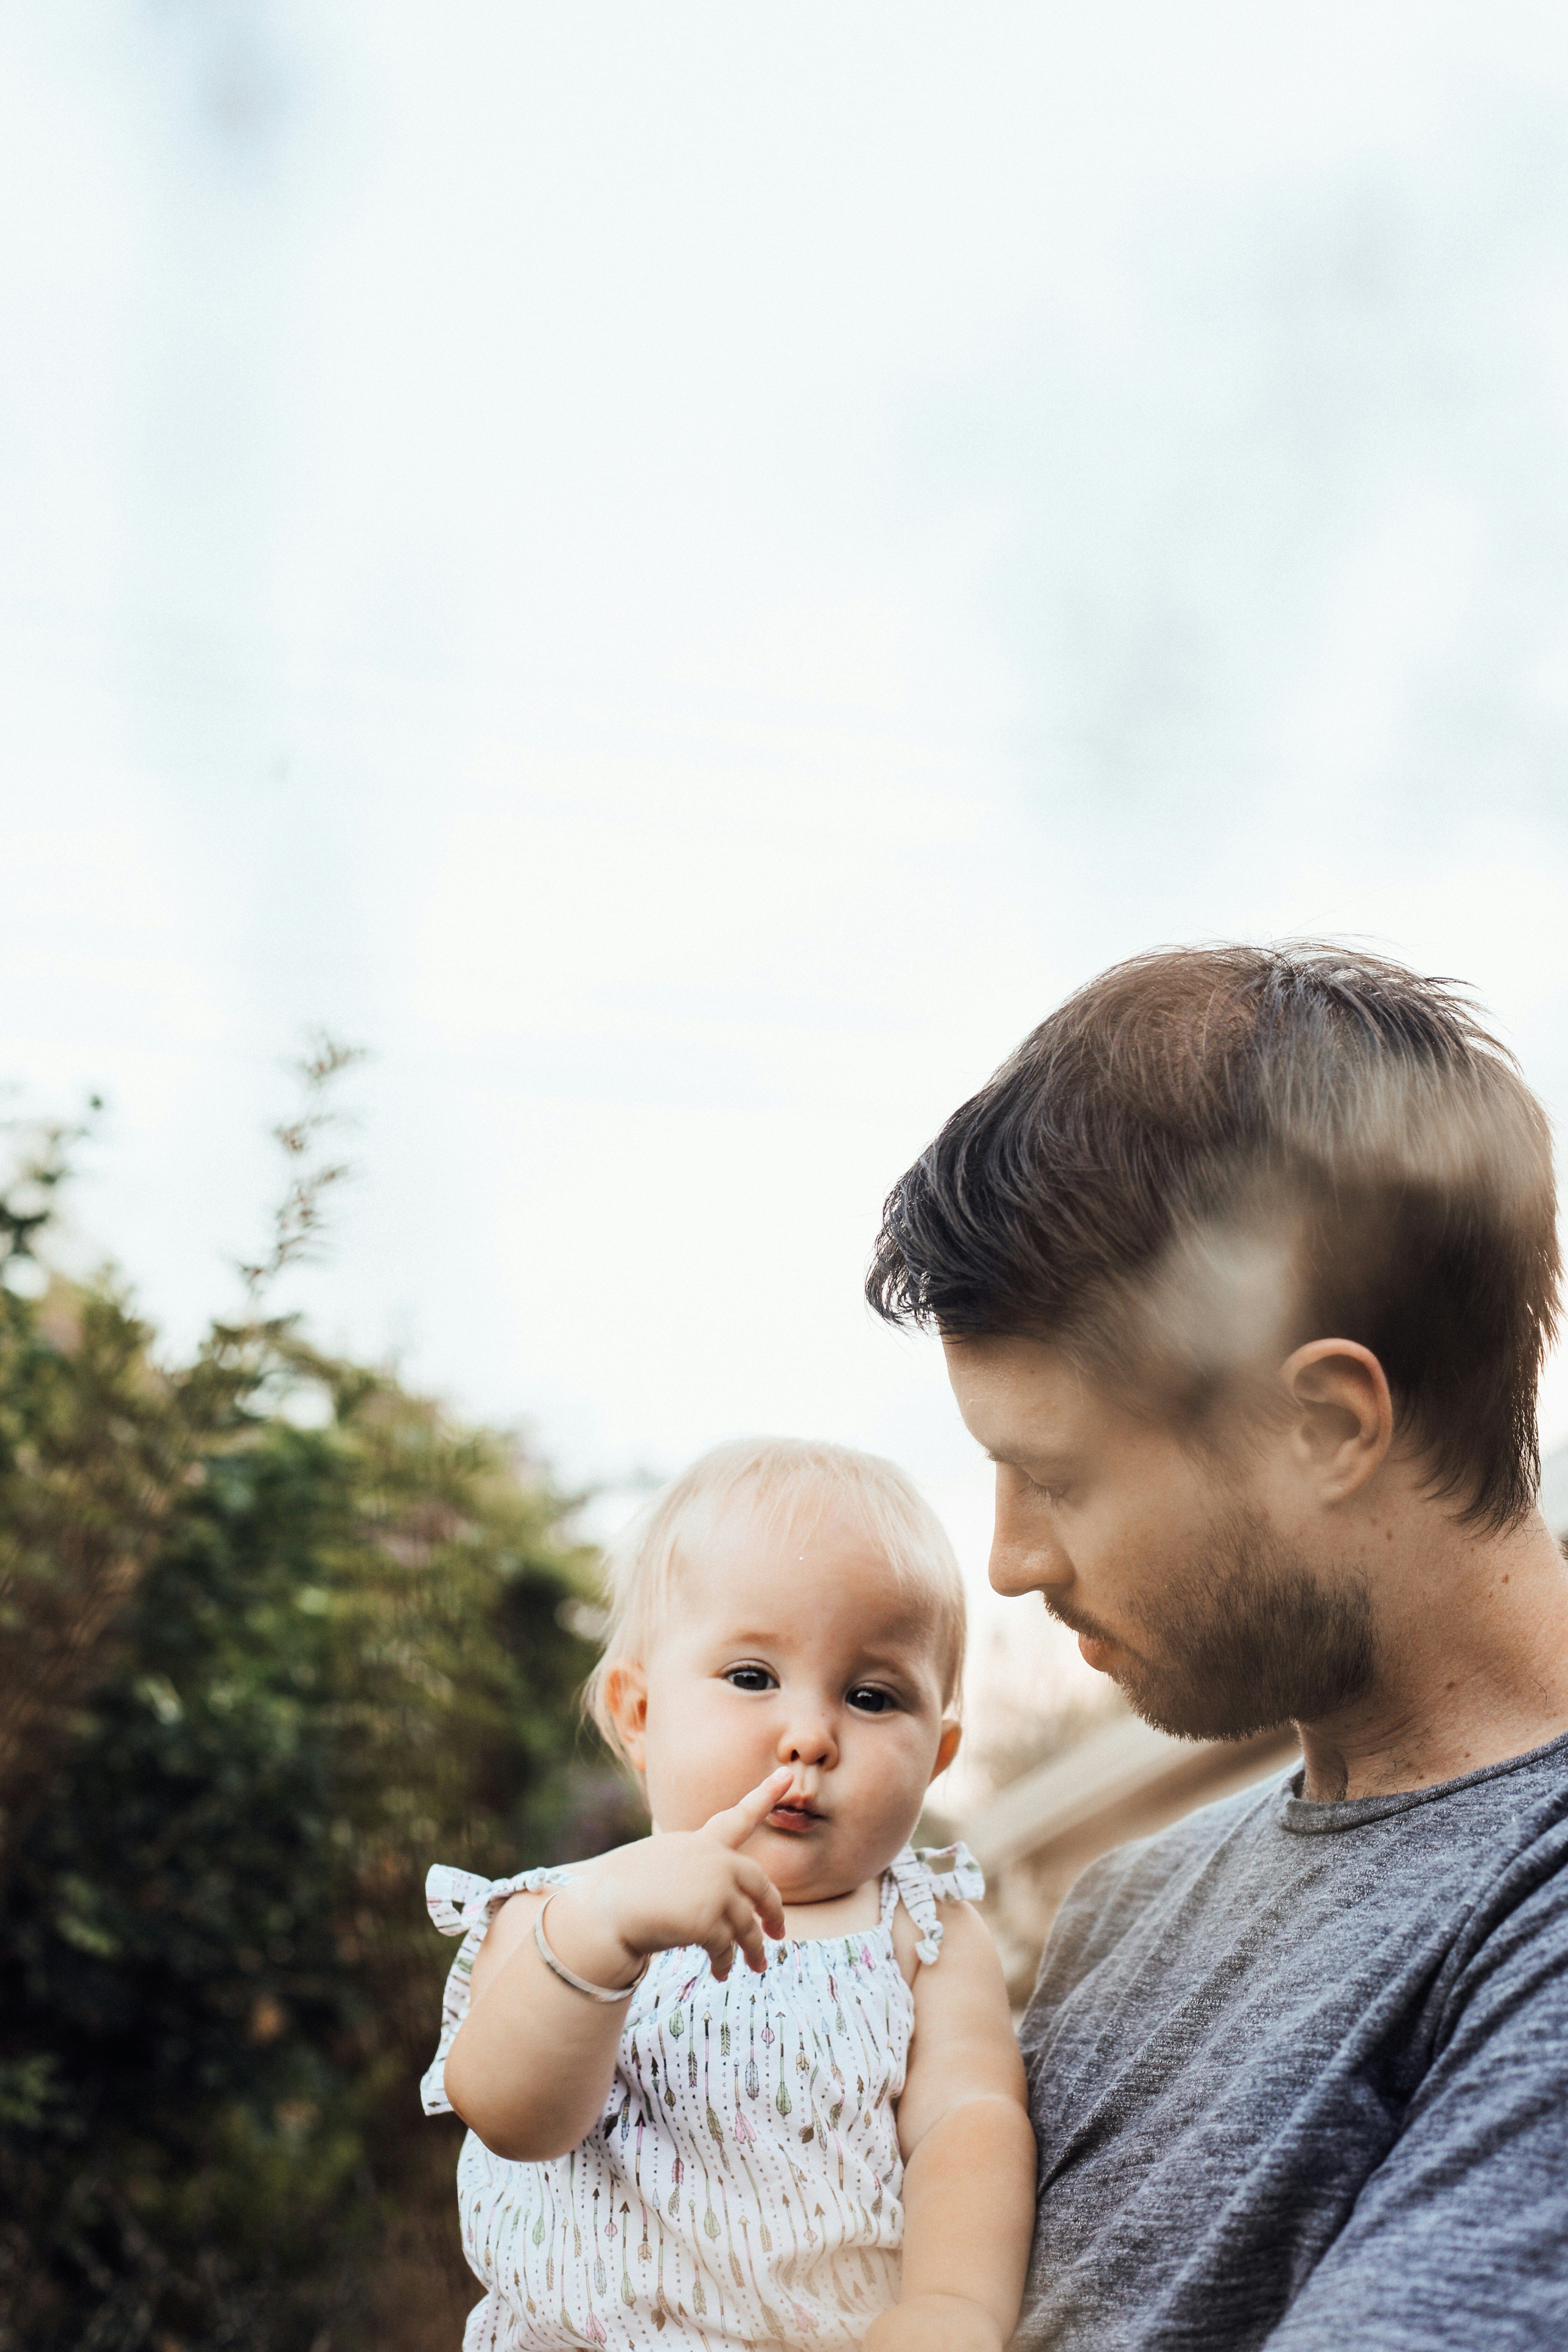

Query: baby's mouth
left=765, top=1797, right=823, bottom=1835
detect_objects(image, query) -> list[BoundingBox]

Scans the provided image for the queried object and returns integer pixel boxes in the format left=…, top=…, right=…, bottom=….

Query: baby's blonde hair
left=584, top=1436, right=966, bottom=1765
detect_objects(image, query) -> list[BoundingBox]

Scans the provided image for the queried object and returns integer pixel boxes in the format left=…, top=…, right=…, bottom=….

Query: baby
left=422, top=1437, right=1036, bottom=2350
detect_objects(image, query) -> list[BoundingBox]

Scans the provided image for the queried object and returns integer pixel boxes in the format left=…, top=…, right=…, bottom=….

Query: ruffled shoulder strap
left=419, top=1862, right=578, bottom=2116
left=426, top=1861, right=576, bottom=1939
left=881, top=1840, right=986, bottom=1966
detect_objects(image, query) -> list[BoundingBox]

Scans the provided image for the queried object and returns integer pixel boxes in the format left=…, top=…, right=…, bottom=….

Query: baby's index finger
left=701, top=1767, right=792, bottom=1849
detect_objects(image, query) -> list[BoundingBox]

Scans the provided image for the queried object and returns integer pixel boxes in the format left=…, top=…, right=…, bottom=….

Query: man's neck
left=1295, top=1506, right=1568, bottom=1804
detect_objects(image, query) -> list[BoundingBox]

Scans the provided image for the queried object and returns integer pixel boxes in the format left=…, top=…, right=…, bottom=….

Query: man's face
left=943, top=1333, right=1375, bottom=1741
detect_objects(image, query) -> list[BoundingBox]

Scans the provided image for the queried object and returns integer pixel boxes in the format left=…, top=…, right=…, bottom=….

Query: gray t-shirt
left=1017, top=1729, right=1568, bottom=2350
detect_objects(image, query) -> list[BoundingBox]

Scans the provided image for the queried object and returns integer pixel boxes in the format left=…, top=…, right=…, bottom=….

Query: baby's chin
left=755, top=1826, right=888, bottom=1909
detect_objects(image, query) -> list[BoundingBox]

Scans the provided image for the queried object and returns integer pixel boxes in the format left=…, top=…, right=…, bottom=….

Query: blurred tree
left=0, top=1088, right=640, bottom=2352
left=0, top=1123, right=187, bottom=1856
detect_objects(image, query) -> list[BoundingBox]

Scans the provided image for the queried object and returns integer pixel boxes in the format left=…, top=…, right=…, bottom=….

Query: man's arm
left=864, top=1903, right=1037, bottom=2352
left=1264, top=1877, right=1568, bottom=2352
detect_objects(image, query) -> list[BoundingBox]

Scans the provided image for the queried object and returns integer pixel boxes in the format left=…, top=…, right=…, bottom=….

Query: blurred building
left=965, top=1440, right=1568, bottom=2004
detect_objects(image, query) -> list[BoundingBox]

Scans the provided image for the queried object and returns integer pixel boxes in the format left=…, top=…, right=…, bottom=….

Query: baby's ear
left=930, top=1718, right=962, bottom=1782
left=603, top=1662, right=650, bottom=1771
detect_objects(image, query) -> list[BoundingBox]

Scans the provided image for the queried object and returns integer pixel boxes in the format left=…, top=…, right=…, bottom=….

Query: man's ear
left=1279, top=1339, right=1394, bottom=1500
left=930, top=1718, right=962, bottom=1783
left=603, top=1662, right=650, bottom=1772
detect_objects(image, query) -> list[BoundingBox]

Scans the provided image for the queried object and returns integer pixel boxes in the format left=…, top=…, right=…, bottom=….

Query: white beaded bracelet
left=533, top=1894, right=648, bottom=2003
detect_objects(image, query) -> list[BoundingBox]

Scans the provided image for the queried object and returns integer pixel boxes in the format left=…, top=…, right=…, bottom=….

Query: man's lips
left=1077, top=1631, right=1120, bottom=1672
left=1044, top=1596, right=1124, bottom=1674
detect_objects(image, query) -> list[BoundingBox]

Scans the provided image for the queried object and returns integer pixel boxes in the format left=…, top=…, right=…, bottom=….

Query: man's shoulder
left=1072, top=1767, right=1288, bottom=1907
left=1022, top=1769, right=1288, bottom=2002
left=1031, top=1733, right=1568, bottom=2016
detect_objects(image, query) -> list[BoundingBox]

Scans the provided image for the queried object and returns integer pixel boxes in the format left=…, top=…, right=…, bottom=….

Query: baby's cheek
left=643, top=1734, right=724, bottom=1830
left=855, top=1739, right=932, bottom=1844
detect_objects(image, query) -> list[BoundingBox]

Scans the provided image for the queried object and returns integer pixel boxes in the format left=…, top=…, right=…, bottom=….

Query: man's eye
left=847, top=1686, right=898, bottom=1714
left=1002, top=1461, right=1063, bottom=1504
left=724, top=1666, right=776, bottom=1693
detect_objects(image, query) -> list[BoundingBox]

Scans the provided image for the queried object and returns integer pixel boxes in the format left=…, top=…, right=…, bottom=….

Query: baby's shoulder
left=559, top=1835, right=651, bottom=1879
left=458, top=1840, right=652, bottom=1997
left=882, top=1838, right=989, bottom=1984
left=428, top=1837, right=649, bottom=1922
left=889, top=1889, right=990, bottom=1988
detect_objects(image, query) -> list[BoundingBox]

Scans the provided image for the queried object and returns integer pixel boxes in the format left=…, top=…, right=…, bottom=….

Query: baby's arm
left=444, top=1770, right=788, bottom=2161
left=868, top=1903, right=1036, bottom=2352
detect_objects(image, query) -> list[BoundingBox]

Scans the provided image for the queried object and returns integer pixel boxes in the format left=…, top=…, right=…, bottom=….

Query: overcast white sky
left=6, top=2, right=1568, bottom=1766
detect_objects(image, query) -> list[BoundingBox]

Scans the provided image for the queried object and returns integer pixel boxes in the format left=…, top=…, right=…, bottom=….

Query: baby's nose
left=777, top=1710, right=837, bottom=1768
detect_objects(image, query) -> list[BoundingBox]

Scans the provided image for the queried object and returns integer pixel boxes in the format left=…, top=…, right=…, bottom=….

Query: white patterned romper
left=422, top=1842, right=984, bottom=2351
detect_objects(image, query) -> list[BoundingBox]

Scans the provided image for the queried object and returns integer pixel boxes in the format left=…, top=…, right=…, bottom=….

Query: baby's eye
left=723, top=1665, right=777, bottom=1694
left=846, top=1685, right=899, bottom=1715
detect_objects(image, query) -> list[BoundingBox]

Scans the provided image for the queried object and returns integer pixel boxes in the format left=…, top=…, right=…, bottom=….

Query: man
left=867, top=943, right=1568, bottom=2351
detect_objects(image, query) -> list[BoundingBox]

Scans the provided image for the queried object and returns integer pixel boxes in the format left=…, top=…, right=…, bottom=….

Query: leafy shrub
left=0, top=1276, right=638, bottom=2351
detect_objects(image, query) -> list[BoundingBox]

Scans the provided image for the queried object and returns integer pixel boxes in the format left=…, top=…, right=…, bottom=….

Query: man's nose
left=989, top=1491, right=1073, bottom=1600
left=776, top=1707, right=838, bottom=1771
left=989, top=1532, right=1071, bottom=1598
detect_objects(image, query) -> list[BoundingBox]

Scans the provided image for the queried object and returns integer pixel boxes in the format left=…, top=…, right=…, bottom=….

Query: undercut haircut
left=867, top=944, right=1560, bottom=1532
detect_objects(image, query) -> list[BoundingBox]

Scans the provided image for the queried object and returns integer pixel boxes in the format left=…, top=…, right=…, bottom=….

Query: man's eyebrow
left=983, top=1444, right=1075, bottom=1470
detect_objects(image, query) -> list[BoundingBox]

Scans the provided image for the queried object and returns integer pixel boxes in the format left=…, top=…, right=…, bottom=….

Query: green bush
left=0, top=1276, right=639, bottom=2351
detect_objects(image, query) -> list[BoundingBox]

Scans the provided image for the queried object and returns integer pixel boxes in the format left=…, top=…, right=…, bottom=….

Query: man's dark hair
left=867, top=943, right=1560, bottom=1531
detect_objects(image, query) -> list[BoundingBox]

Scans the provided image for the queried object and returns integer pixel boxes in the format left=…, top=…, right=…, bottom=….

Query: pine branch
left=238, top=1035, right=368, bottom=1303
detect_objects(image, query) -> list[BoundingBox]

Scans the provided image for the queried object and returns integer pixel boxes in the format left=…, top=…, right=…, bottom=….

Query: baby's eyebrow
left=842, top=1637, right=937, bottom=1676
left=712, top=1628, right=934, bottom=1676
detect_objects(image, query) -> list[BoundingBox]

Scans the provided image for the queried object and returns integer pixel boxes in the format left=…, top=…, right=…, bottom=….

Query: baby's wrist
left=541, top=1885, right=646, bottom=1991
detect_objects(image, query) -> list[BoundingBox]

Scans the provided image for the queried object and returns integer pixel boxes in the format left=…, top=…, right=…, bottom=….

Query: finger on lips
left=707, top=1767, right=794, bottom=1847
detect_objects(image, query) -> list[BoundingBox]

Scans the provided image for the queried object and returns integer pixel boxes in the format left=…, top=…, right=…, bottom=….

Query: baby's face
left=618, top=1494, right=958, bottom=1906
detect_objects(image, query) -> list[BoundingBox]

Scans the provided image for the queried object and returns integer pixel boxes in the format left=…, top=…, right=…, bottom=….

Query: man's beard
left=1046, top=1503, right=1378, bottom=1743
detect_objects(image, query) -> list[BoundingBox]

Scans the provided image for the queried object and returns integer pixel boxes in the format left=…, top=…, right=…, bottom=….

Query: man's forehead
left=942, top=1332, right=1101, bottom=1436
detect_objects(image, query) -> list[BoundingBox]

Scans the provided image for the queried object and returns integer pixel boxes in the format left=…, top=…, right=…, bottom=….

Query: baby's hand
left=863, top=2295, right=1006, bottom=2352
left=546, top=1768, right=791, bottom=1986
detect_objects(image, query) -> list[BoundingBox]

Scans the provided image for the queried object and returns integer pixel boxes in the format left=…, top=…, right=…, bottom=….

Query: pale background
left=6, top=2, right=1568, bottom=1794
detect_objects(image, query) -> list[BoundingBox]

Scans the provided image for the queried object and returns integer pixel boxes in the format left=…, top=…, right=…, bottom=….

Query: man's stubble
left=1047, top=1501, right=1378, bottom=1745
